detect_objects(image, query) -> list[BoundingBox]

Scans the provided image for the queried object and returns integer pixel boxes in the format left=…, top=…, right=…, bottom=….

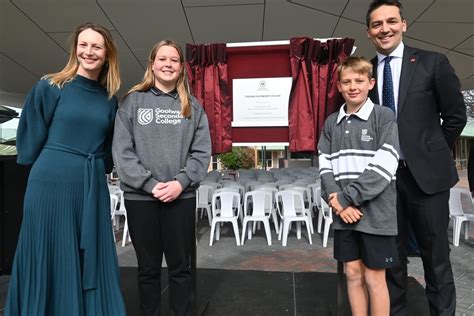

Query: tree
left=218, top=147, right=255, bottom=170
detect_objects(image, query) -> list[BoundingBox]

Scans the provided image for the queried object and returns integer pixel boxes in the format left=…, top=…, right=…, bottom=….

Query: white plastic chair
left=254, top=186, right=279, bottom=234
left=320, top=197, right=333, bottom=248
left=259, top=182, right=278, bottom=188
left=241, top=190, right=273, bottom=245
left=448, top=187, right=474, bottom=246
left=245, top=180, right=262, bottom=192
left=108, top=183, right=121, bottom=195
left=200, top=181, right=222, bottom=191
left=275, top=190, right=312, bottom=247
left=209, top=191, right=241, bottom=246
left=288, top=186, right=314, bottom=234
left=307, top=183, right=323, bottom=233
left=115, top=191, right=131, bottom=247
left=108, top=184, right=122, bottom=228
left=278, top=183, right=296, bottom=191
left=196, top=184, right=214, bottom=225
left=109, top=193, right=119, bottom=242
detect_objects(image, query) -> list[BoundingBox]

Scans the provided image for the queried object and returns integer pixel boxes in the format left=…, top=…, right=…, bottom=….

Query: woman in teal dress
left=4, top=23, right=126, bottom=315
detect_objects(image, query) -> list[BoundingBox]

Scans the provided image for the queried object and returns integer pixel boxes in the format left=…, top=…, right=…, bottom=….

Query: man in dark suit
left=366, top=1, right=467, bottom=315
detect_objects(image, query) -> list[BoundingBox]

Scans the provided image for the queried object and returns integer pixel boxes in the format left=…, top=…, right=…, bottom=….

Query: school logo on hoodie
left=137, top=108, right=153, bottom=125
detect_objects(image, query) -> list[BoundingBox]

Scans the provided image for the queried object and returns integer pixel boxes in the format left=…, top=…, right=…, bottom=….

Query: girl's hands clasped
left=152, top=181, right=183, bottom=202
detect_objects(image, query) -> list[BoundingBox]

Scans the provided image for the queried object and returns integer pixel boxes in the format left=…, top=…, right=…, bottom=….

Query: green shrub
left=218, top=147, right=254, bottom=170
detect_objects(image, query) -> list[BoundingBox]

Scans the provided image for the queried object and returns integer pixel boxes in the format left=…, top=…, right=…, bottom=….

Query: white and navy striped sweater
left=318, top=98, right=399, bottom=236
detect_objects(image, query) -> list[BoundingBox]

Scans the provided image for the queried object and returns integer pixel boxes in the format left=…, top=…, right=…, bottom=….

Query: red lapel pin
left=410, top=57, right=416, bottom=63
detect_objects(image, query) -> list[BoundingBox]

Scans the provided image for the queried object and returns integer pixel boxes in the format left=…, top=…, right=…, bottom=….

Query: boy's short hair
left=337, top=56, right=373, bottom=79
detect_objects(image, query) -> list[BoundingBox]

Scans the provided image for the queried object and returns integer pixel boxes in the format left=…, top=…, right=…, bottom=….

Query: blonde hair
left=127, top=40, right=192, bottom=118
left=43, top=22, right=121, bottom=99
left=337, top=56, right=373, bottom=79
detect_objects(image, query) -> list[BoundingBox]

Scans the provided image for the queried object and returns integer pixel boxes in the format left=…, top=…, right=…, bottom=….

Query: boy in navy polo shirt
left=318, top=56, right=399, bottom=316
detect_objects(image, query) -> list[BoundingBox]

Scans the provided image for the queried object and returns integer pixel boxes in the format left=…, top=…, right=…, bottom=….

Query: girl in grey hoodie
left=112, top=39, right=211, bottom=316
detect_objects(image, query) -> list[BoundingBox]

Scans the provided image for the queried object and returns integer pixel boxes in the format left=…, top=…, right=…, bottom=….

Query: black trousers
left=125, top=198, right=195, bottom=316
left=386, top=166, right=456, bottom=316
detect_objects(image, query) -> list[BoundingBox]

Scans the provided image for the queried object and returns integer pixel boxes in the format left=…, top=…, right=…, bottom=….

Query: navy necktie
left=382, top=56, right=396, bottom=113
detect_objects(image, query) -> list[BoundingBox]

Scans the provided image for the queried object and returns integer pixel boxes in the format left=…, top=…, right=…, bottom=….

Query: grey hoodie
left=112, top=88, right=211, bottom=200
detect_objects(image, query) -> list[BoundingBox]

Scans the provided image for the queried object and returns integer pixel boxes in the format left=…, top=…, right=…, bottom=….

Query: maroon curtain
left=186, top=43, right=232, bottom=154
left=288, top=37, right=355, bottom=152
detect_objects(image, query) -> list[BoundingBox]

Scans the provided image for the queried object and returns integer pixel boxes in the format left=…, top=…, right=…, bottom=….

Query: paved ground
left=117, top=169, right=474, bottom=316
left=115, top=217, right=473, bottom=316
left=1, top=171, right=473, bottom=315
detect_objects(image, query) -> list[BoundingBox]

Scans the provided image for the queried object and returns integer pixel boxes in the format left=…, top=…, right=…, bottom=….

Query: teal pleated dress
left=4, top=75, right=126, bottom=316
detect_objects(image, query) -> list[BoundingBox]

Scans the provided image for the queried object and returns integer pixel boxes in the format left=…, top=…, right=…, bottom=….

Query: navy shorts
left=334, top=230, right=399, bottom=269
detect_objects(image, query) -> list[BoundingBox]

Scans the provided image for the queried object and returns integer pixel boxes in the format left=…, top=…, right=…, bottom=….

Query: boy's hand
left=338, top=206, right=363, bottom=224
left=328, top=193, right=343, bottom=213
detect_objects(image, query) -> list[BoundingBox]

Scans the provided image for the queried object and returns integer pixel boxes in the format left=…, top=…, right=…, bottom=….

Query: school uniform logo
left=361, top=129, right=373, bottom=142
left=137, top=108, right=153, bottom=125
left=155, top=108, right=183, bottom=125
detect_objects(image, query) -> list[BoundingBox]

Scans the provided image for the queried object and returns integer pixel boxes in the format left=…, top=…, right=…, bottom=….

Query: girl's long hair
left=127, top=40, right=191, bottom=118
left=43, top=22, right=121, bottom=99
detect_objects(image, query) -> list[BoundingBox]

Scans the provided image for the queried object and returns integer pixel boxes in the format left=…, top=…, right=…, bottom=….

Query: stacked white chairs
left=275, top=190, right=312, bottom=247
left=196, top=184, right=215, bottom=225
left=241, top=190, right=273, bottom=245
left=320, top=196, right=333, bottom=247
left=209, top=190, right=241, bottom=246
left=448, top=187, right=474, bottom=246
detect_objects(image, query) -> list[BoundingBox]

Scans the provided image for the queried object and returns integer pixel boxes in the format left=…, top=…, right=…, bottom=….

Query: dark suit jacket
left=369, top=45, right=466, bottom=195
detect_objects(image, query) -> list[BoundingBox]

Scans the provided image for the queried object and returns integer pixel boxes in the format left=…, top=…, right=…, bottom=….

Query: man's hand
left=152, top=181, right=183, bottom=202
left=338, top=206, right=363, bottom=224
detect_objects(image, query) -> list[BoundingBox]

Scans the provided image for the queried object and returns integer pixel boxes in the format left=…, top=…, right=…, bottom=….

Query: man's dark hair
left=366, top=0, right=404, bottom=27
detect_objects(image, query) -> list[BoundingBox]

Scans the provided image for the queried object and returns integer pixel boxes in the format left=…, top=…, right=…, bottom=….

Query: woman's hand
left=152, top=181, right=183, bottom=202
